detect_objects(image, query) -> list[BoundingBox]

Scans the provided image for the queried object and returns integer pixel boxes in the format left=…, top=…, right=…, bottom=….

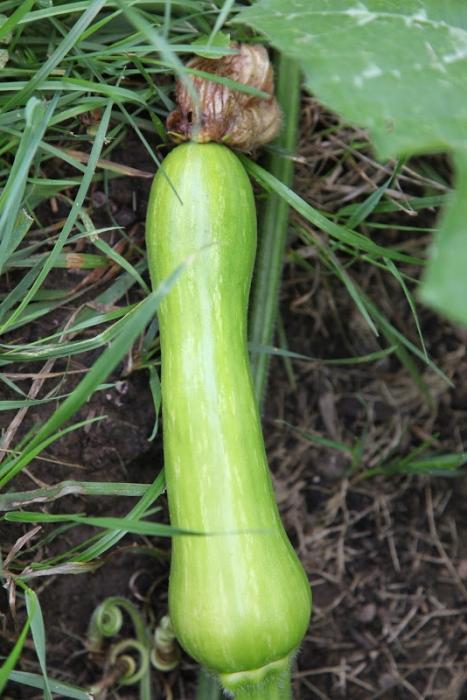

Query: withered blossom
left=166, top=43, right=281, bottom=152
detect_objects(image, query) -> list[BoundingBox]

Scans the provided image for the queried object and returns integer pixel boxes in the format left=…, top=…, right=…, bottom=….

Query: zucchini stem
left=249, top=54, right=301, bottom=408
left=226, top=676, right=292, bottom=700
left=220, top=655, right=293, bottom=700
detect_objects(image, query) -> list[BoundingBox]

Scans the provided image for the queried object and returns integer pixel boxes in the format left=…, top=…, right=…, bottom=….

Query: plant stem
left=231, top=678, right=292, bottom=700
left=196, top=667, right=222, bottom=700
left=232, top=685, right=291, bottom=700
left=220, top=654, right=294, bottom=700
left=234, top=680, right=292, bottom=700
left=249, top=54, right=301, bottom=408
left=222, top=660, right=293, bottom=700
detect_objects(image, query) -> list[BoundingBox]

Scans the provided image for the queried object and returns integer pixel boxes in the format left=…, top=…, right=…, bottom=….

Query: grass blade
left=0, top=417, right=106, bottom=487
left=241, top=157, right=424, bottom=266
left=0, top=98, right=57, bottom=274
left=346, top=160, right=404, bottom=229
left=2, top=0, right=108, bottom=111
left=384, top=257, right=428, bottom=362
left=45, top=471, right=166, bottom=566
left=25, top=588, right=52, bottom=700
left=0, top=99, right=114, bottom=335
left=0, top=298, right=152, bottom=487
left=0, top=255, right=189, bottom=487
left=0, top=615, right=30, bottom=695
left=6, top=509, right=198, bottom=538
left=0, top=0, right=35, bottom=42
left=0, top=481, right=150, bottom=511
left=7, top=671, right=91, bottom=700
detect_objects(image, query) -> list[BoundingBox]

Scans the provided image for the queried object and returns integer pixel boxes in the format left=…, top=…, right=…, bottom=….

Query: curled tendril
left=151, top=615, right=180, bottom=672
left=88, top=601, right=123, bottom=651
left=86, top=596, right=152, bottom=696
left=108, top=639, right=150, bottom=686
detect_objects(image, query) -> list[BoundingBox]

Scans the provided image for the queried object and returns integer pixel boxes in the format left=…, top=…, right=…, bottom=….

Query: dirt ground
left=2, top=98, right=467, bottom=699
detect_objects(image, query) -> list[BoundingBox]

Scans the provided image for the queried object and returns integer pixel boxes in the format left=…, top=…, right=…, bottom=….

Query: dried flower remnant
left=167, top=43, right=281, bottom=152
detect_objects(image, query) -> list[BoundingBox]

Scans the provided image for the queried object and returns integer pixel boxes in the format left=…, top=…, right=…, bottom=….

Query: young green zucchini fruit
left=146, top=142, right=311, bottom=698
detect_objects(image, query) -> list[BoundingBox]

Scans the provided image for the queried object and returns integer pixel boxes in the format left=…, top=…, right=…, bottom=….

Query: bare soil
left=2, top=99, right=466, bottom=700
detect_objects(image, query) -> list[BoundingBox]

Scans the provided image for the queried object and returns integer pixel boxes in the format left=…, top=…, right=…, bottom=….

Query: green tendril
left=151, top=615, right=180, bottom=671
left=108, top=639, right=150, bottom=685
left=86, top=596, right=152, bottom=700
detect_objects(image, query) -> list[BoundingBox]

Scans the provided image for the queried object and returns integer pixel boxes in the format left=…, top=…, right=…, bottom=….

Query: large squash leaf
left=236, top=0, right=467, bottom=325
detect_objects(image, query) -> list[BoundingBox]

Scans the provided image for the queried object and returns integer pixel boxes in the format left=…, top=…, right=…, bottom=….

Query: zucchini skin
left=146, top=143, right=311, bottom=675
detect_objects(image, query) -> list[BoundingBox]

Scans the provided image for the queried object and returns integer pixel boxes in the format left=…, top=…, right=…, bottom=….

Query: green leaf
left=419, top=150, right=467, bottom=324
left=236, top=0, right=467, bottom=324
left=236, top=0, right=467, bottom=157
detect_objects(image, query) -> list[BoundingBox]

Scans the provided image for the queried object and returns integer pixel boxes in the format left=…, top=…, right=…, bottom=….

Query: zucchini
left=146, top=142, right=311, bottom=697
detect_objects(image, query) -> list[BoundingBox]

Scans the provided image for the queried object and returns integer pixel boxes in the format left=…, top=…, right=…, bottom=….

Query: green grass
left=0, top=2, right=462, bottom=699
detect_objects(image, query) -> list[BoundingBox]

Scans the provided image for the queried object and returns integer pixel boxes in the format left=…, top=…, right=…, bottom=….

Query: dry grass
left=262, top=99, right=467, bottom=700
